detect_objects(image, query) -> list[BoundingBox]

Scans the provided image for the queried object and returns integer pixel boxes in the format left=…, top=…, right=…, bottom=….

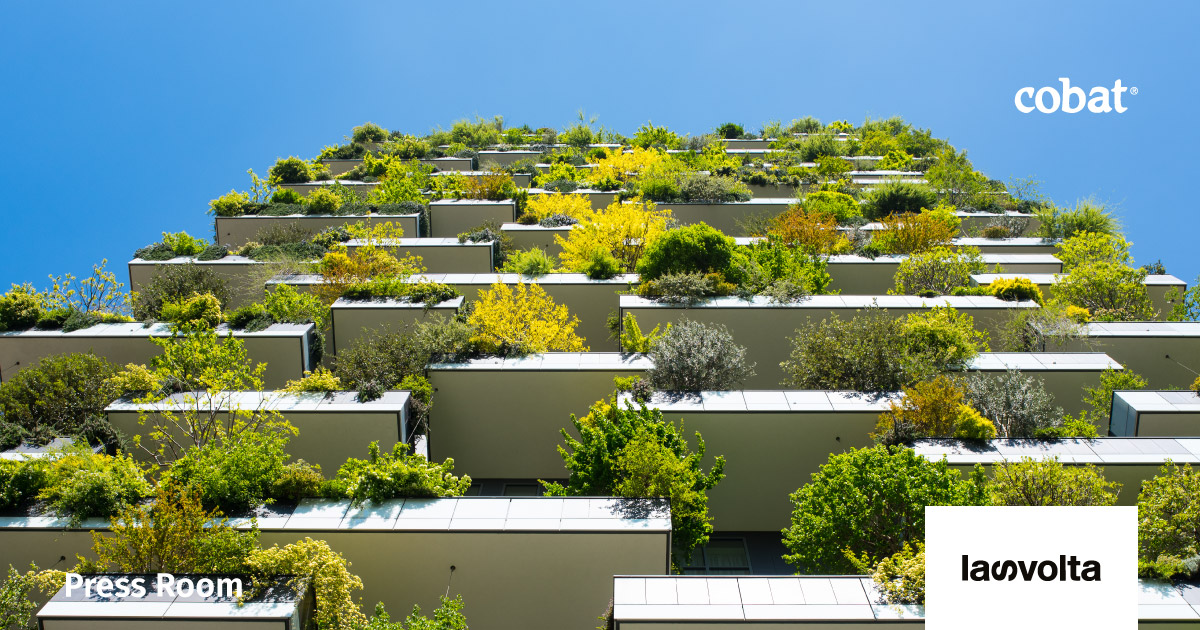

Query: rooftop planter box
left=721, top=138, right=774, bottom=150
left=614, top=390, right=897, bottom=531
left=847, top=170, right=926, bottom=184
left=330, top=296, right=463, bottom=356
left=527, top=188, right=621, bottom=210
left=1111, top=390, right=1200, bottom=437
left=652, top=199, right=795, bottom=236
left=500, top=222, right=573, bottom=255
left=912, top=437, right=1200, bottom=505
left=612, top=577, right=1198, bottom=627
left=280, top=180, right=377, bottom=198
left=0, top=497, right=670, bottom=630
left=420, top=156, right=475, bottom=171
left=618, top=295, right=1039, bottom=389
left=1040, top=322, right=1200, bottom=388
left=788, top=253, right=1061, bottom=295
left=476, top=149, right=542, bottom=168
left=430, top=169, right=532, bottom=187
left=612, top=576, right=922, bottom=628
left=128, top=256, right=274, bottom=309
left=426, top=353, right=652, bottom=479
left=954, top=237, right=1058, bottom=255
left=972, top=273, right=1186, bottom=320
left=966, top=352, right=1123, bottom=422
left=214, top=212, right=422, bottom=248
left=347, top=238, right=496, bottom=273
left=0, top=322, right=315, bottom=389
left=105, top=390, right=413, bottom=473
left=428, top=199, right=516, bottom=238
left=37, top=574, right=312, bottom=630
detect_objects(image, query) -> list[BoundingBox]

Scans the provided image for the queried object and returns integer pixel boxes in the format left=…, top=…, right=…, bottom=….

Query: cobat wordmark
left=961, top=554, right=1101, bottom=582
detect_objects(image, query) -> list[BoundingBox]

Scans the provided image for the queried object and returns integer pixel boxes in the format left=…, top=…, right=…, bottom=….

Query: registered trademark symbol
left=1130, top=87, right=1139, bottom=95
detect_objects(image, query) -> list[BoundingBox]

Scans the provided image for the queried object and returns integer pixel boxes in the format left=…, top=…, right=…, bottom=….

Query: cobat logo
left=1014, top=79, right=1134, bottom=113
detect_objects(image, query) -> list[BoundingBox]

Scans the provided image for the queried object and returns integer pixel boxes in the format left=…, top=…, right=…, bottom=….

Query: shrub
left=0, top=284, right=43, bottom=332
left=524, top=193, right=592, bottom=221
left=352, top=122, right=388, bottom=143
left=282, top=367, right=342, bottom=394
left=615, top=313, right=668, bottom=353
left=982, top=225, right=1011, bottom=238
left=131, top=264, right=230, bottom=321
left=781, top=310, right=916, bottom=393
left=674, top=172, right=751, bottom=203
left=164, top=427, right=291, bottom=514
left=1035, top=199, right=1119, bottom=240
left=636, top=223, right=737, bottom=281
left=892, top=246, right=986, bottom=295
left=246, top=538, right=367, bottom=629
left=267, top=157, right=313, bottom=186
left=1138, top=464, right=1200, bottom=578
left=133, top=242, right=175, bottom=261
left=305, top=187, right=344, bottom=213
left=467, top=282, right=587, bottom=355
left=463, top=172, right=517, bottom=201
left=644, top=319, right=755, bottom=392
left=631, top=122, right=684, bottom=149
left=990, top=457, right=1120, bottom=506
left=716, top=122, right=744, bottom=139
left=209, top=190, right=252, bottom=217
left=900, top=306, right=988, bottom=370
left=767, top=207, right=845, bottom=254
left=877, top=149, right=915, bottom=172
left=988, top=277, right=1043, bottom=303
left=0, top=353, right=128, bottom=450
left=954, top=406, right=997, bottom=439
left=0, top=458, right=50, bottom=509
left=874, top=212, right=957, bottom=254
left=960, top=369, right=1064, bottom=437
left=1083, top=368, right=1147, bottom=425
left=333, top=324, right=428, bottom=398
left=544, top=401, right=725, bottom=569
left=499, top=248, right=554, bottom=277
left=38, top=450, right=152, bottom=524
left=1053, top=262, right=1155, bottom=321
left=195, top=244, right=228, bottom=261
left=159, top=292, right=222, bottom=329
left=538, top=213, right=577, bottom=228
left=269, top=188, right=305, bottom=204
left=782, top=445, right=987, bottom=573
left=874, top=376, right=967, bottom=445
left=636, top=272, right=735, bottom=305
left=1057, top=232, right=1132, bottom=272
left=328, top=442, right=470, bottom=505
left=0, top=564, right=65, bottom=630
left=864, top=181, right=937, bottom=219
left=161, top=231, right=207, bottom=256
left=582, top=247, right=621, bottom=280
left=873, top=542, right=925, bottom=605
left=799, top=190, right=861, bottom=223
left=556, top=200, right=672, bottom=273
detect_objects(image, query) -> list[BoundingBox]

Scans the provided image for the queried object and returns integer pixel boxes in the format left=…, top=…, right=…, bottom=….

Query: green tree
left=1084, top=368, right=1147, bottom=425
left=636, top=223, right=737, bottom=282
left=543, top=401, right=725, bottom=570
left=1138, top=463, right=1200, bottom=578
left=1053, top=262, right=1156, bottom=321
left=0, top=353, right=125, bottom=450
left=990, top=457, right=1121, bottom=506
left=0, top=565, right=65, bottom=630
left=782, top=445, right=987, bottom=573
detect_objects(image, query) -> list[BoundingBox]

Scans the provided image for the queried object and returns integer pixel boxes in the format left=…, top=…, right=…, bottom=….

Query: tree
left=467, top=282, right=587, bottom=354
left=1137, top=464, right=1200, bottom=579
left=636, top=223, right=737, bottom=282
left=0, top=565, right=65, bottom=630
left=960, top=370, right=1064, bottom=438
left=1053, top=262, right=1156, bottom=321
left=892, top=246, right=985, bottom=295
left=0, top=353, right=126, bottom=450
left=543, top=401, right=725, bottom=570
left=1084, top=368, right=1147, bottom=425
left=783, top=445, right=987, bottom=573
left=556, top=199, right=672, bottom=273
left=989, top=457, right=1120, bottom=506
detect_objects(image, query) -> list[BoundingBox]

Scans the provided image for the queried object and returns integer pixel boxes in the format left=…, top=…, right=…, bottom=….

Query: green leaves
left=331, top=441, right=470, bottom=506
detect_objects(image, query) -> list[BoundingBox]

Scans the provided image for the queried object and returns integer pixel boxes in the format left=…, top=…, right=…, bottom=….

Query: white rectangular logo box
left=925, top=506, right=1137, bottom=630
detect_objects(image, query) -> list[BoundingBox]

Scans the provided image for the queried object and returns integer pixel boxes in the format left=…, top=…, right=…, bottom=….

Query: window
left=502, top=483, right=540, bottom=496
left=679, top=538, right=751, bottom=575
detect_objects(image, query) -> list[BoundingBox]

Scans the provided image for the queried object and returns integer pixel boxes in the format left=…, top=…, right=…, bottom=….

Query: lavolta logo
left=1014, top=78, right=1136, bottom=113
left=961, top=554, right=1102, bottom=582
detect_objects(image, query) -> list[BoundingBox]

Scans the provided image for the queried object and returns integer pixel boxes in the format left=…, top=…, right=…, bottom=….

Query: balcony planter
left=1040, top=322, right=1200, bottom=388
left=527, top=188, right=621, bottom=210
left=618, top=295, right=1040, bottom=389
left=1110, top=390, right=1200, bottom=437
left=821, top=253, right=1061, bottom=294
left=476, top=150, right=542, bottom=168
left=280, top=180, right=377, bottom=198
left=106, top=390, right=412, bottom=473
left=0, top=322, right=315, bottom=389
left=500, top=222, right=573, bottom=255
left=614, top=390, right=897, bottom=531
left=966, top=352, right=1123, bottom=421
left=428, top=199, right=516, bottom=238
left=652, top=199, right=795, bottom=236
left=954, top=237, right=1059, bottom=255
left=346, top=238, right=496, bottom=273
left=215, top=212, right=422, bottom=248
left=430, top=170, right=532, bottom=188
left=420, top=156, right=475, bottom=171
left=973, top=273, right=1185, bottom=320
left=721, top=138, right=774, bottom=150
left=0, top=497, right=669, bottom=630
left=128, top=256, right=275, bottom=309
left=913, top=437, right=1200, bottom=505
left=426, top=353, right=652, bottom=479
left=330, top=296, right=463, bottom=356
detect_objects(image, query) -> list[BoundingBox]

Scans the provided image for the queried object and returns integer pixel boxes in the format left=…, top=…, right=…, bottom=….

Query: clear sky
left=1, top=0, right=1196, bottom=291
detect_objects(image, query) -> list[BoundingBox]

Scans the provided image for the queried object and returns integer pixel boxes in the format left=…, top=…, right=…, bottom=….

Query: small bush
left=781, top=310, right=915, bottom=393
left=209, top=190, right=251, bottom=217
left=39, top=450, right=152, bottom=525
left=162, top=232, right=207, bottom=256
left=637, top=272, right=735, bottom=305
left=636, top=223, right=737, bottom=281
left=195, top=244, right=228, bottom=261
left=538, top=213, right=577, bottom=228
left=716, top=123, right=744, bottom=139
left=768, top=206, right=845, bottom=254
left=0, top=284, right=43, bottom=332
left=269, top=460, right=325, bottom=503
left=268, top=157, right=313, bottom=186
left=874, top=376, right=967, bottom=445
left=131, top=264, right=230, bottom=321
left=582, top=247, right=622, bottom=280
left=874, top=212, right=957, bottom=254
left=990, top=457, right=1120, bottom=507
left=0, top=353, right=128, bottom=450
left=269, top=188, right=305, bottom=204
left=500, top=248, right=554, bottom=277
left=873, top=542, right=925, bottom=605
left=982, top=225, right=1011, bottom=239
left=954, top=406, right=997, bottom=439
left=988, top=277, right=1043, bottom=303
left=282, top=367, right=342, bottom=394
left=900, top=306, right=988, bottom=370
left=961, top=369, right=1064, bottom=437
left=799, top=190, right=861, bottom=223
left=645, top=319, right=755, bottom=392
left=525, top=193, right=592, bottom=221
left=329, top=442, right=469, bottom=505
left=864, top=181, right=937, bottom=219
left=159, top=292, right=222, bottom=329
left=467, top=282, right=587, bottom=355
left=164, top=428, right=291, bottom=514
left=892, top=246, right=986, bottom=295
left=1138, top=464, right=1200, bottom=578
left=351, top=122, right=388, bottom=143
left=305, top=188, right=343, bottom=214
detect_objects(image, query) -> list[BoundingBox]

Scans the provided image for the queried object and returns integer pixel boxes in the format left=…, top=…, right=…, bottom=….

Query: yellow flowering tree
left=556, top=199, right=672, bottom=272
left=468, top=282, right=587, bottom=354
left=587, top=147, right=667, bottom=186
left=524, top=193, right=593, bottom=221
left=314, top=220, right=423, bottom=304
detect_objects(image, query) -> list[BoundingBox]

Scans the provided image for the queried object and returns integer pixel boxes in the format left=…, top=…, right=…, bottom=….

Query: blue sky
left=1, top=0, right=1196, bottom=292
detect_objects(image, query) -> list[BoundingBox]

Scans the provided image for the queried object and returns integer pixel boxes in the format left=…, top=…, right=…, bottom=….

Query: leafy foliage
left=873, top=542, right=925, bottom=605
left=282, top=367, right=343, bottom=393
left=873, top=211, right=957, bottom=254
left=328, top=442, right=470, bottom=505
left=645, top=319, right=755, bottom=391
left=246, top=538, right=368, bottom=629
left=990, top=457, right=1120, bottom=506
left=864, top=182, right=937, bottom=220
left=892, top=246, right=985, bottom=295
left=556, top=199, right=672, bottom=273
left=131, top=263, right=231, bottom=321
left=163, top=427, right=292, bottom=514
left=1137, top=464, right=1200, bottom=579
left=544, top=401, right=725, bottom=569
left=960, top=369, right=1065, bottom=437
left=636, top=223, right=737, bottom=282
left=268, top=157, right=314, bottom=186
left=0, top=353, right=133, bottom=450
left=467, top=282, right=587, bottom=354
left=782, top=445, right=987, bottom=573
